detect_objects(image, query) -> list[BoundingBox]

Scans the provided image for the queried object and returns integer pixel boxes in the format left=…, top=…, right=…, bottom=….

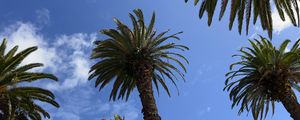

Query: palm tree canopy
left=89, top=9, right=189, bottom=101
left=114, top=114, right=124, bottom=120
left=225, top=36, right=300, bottom=120
left=0, top=39, right=59, bottom=120
left=185, top=0, right=300, bottom=38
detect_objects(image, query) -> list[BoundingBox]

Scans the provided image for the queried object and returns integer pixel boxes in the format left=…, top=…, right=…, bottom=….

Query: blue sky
left=1, top=0, right=300, bottom=120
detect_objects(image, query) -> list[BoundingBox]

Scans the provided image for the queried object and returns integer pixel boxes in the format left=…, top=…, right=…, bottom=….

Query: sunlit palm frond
left=225, top=36, right=300, bottom=120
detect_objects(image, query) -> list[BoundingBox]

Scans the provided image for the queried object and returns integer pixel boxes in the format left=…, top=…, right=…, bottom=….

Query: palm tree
left=114, top=115, right=124, bottom=120
left=225, top=36, right=300, bottom=120
left=101, top=114, right=124, bottom=120
left=185, top=0, right=300, bottom=38
left=0, top=39, right=59, bottom=120
left=89, top=9, right=189, bottom=120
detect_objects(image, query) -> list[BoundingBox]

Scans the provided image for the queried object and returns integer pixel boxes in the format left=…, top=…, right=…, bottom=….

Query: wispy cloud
left=272, top=10, right=292, bottom=34
left=0, top=22, right=57, bottom=71
left=270, top=3, right=299, bottom=34
left=36, top=8, right=50, bottom=25
left=48, top=85, right=139, bottom=120
left=196, top=106, right=212, bottom=120
left=45, top=33, right=96, bottom=90
left=0, top=21, right=140, bottom=120
left=0, top=22, right=95, bottom=90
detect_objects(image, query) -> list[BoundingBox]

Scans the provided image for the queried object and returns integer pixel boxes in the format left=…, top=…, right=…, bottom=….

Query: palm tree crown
left=0, top=39, right=59, bottom=120
left=89, top=9, right=189, bottom=100
left=225, top=36, right=300, bottom=120
left=185, top=0, right=300, bottom=38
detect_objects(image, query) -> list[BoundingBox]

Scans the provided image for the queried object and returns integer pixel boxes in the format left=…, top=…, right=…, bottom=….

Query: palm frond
left=185, top=0, right=300, bottom=38
left=89, top=9, right=189, bottom=101
left=225, top=36, right=300, bottom=120
left=0, top=39, right=59, bottom=120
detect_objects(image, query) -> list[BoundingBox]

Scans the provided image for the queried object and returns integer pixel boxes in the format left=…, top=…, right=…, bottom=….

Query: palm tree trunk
left=279, top=88, right=300, bottom=120
left=0, top=95, right=9, bottom=120
left=135, top=61, right=161, bottom=120
left=268, top=72, right=300, bottom=120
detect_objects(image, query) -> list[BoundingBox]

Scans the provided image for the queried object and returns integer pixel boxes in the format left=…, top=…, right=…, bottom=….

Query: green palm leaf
left=89, top=9, right=188, bottom=120
left=0, top=39, right=59, bottom=120
left=225, top=36, right=300, bottom=119
left=89, top=8, right=188, bottom=101
left=185, top=0, right=300, bottom=38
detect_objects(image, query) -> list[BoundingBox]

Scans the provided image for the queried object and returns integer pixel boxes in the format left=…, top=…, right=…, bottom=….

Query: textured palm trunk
left=279, top=87, right=300, bottom=120
left=271, top=73, right=300, bottom=120
left=134, top=61, right=161, bottom=120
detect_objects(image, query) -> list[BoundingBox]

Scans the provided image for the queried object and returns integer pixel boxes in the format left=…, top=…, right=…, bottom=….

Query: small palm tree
left=101, top=114, right=124, bottom=120
left=89, top=9, right=188, bottom=120
left=0, top=39, right=59, bottom=120
left=225, top=36, right=300, bottom=120
left=185, top=0, right=300, bottom=38
left=114, top=114, right=124, bottom=120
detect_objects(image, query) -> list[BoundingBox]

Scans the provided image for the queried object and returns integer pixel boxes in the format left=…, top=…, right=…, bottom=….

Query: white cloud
left=110, top=101, right=139, bottom=120
left=0, top=18, right=139, bottom=120
left=249, top=26, right=262, bottom=39
left=0, top=22, right=57, bottom=71
left=270, top=3, right=300, bottom=34
left=59, top=57, right=90, bottom=89
left=51, top=112, right=80, bottom=120
left=46, top=86, right=139, bottom=120
left=252, top=4, right=298, bottom=35
left=36, top=8, right=50, bottom=25
left=0, top=22, right=96, bottom=90
left=73, top=57, right=90, bottom=80
left=272, top=10, right=292, bottom=34
left=196, top=106, right=212, bottom=118
left=46, top=33, right=96, bottom=90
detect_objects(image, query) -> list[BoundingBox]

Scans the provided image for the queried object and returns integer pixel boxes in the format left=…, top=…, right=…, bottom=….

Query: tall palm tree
left=225, top=36, right=300, bottom=120
left=185, top=0, right=300, bottom=38
left=0, top=39, right=59, bottom=120
left=114, top=115, right=124, bottom=120
left=89, top=9, right=189, bottom=120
